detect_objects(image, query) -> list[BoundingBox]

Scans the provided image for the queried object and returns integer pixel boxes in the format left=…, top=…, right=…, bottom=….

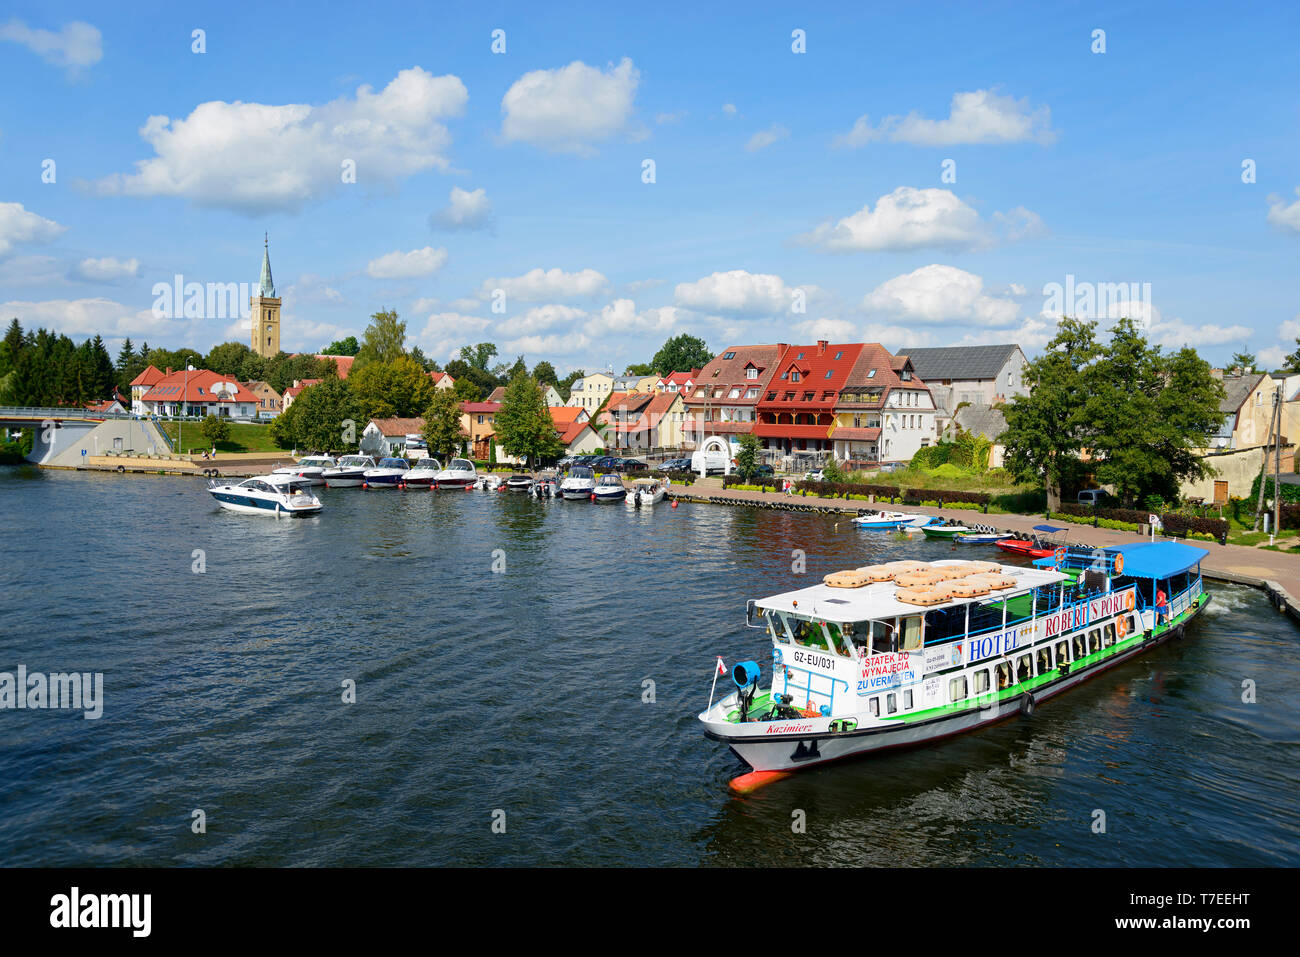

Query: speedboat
left=625, top=477, right=665, bottom=507
left=532, top=471, right=559, bottom=498
left=403, top=457, right=443, bottom=489
left=922, top=519, right=973, bottom=539
left=434, top=458, right=478, bottom=489
left=853, top=511, right=936, bottom=530
left=208, top=474, right=323, bottom=516
left=323, top=455, right=376, bottom=488
left=559, top=466, right=597, bottom=500
left=273, top=455, right=335, bottom=486
left=477, top=473, right=504, bottom=491
left=505, top=473, right=534, bottom=493
left=363, top=456, right=409, bottom=488
left=592, top=473, right=626, bottom=502
left=953, top=523, right=1003, bottom=545
left=996, top=524, right=1067, bottom=559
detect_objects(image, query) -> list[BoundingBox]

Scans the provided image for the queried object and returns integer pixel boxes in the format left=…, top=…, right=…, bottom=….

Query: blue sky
left=2, top=0, right=1298, bottom=374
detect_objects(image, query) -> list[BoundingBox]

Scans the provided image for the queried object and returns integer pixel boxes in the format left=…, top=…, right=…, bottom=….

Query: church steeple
left=258, top=233, right=276, bottom=298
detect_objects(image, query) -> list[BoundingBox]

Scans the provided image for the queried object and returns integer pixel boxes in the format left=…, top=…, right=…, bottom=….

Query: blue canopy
left=1033, top=524, right=1066, bottom=533
left=1106, top=542, right=1209, bottom=579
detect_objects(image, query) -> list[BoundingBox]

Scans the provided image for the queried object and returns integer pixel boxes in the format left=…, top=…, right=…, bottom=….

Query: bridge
left=0, top=406, right=173, bottom=465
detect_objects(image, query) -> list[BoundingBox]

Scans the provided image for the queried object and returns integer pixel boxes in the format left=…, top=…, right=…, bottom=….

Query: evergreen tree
left=494, top=372, right=562, bottom=467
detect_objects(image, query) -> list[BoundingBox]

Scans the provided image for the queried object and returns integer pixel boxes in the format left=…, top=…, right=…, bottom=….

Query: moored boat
left=403, top=457, right=443, bottom=488
left=434, top=458, right=478, bottom=489
left=853, top=511, right=937, bottom=530
left=921, top=520, right=972, bottom=539
left=625, top=477, right=665, bottom=506
left=362, top=457, right=409, bottom=488
left=323, top=455, right=376, bottom=488
left=559, top=466, right=596, bottom=499
left=592, top=473, right=626, bottom=502
left=273, top=455, right=335, bottom=486
left=208, top=474, right=323, bottom=516
left=698, top=541, right=1210, bottom=789
left=505, top=473, right=534, bottom=493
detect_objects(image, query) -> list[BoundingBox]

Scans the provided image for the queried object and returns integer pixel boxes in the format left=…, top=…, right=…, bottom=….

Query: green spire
left=258, top=233, right=276, bottom=298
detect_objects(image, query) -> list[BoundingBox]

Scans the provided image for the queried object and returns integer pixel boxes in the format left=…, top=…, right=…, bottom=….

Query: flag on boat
left=716, top=657, right=727, bottom=676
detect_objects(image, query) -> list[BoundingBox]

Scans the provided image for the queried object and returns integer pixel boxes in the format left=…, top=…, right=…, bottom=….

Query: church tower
left=250, top=236, right=281, bottom=357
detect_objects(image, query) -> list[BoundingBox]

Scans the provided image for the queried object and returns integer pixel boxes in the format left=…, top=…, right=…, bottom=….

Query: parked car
left=752, top=463, right=775, bottom=477
left=1078, top=488, right=1107, bottom=506
left=592, top=456, right=621, bottom=471
left=803, top=469, right=825, bottom=482
left=618, top=458, right=648, bottom=472
left=660, top=457, right=693, bottom=472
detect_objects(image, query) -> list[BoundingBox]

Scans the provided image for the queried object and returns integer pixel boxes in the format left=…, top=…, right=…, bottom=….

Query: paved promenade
left=667, top=483, right=1299, bottom=620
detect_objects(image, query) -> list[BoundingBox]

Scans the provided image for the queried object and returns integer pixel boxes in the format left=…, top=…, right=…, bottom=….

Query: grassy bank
left=162, top=421, right=290, bottom=455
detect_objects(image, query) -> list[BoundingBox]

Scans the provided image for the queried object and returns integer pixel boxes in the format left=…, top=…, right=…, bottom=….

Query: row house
left=656, top=369, right=701, bottom=395
left=604, top=391, right=687, bottom=450
left=754, top=342, right=865, bottom=457
left=830, top=346, right=937, bottom=465
left=681, top=344, right=784, bottom=450
left=242, top=380, right=283, bottom=419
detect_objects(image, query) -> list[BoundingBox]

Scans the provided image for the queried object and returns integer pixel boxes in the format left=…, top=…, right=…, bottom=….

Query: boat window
left=1056, top=640, right=1070, bottom=663
left=1124, top=614, right=1136, bottom=636
left=1102, top=623, right=1116, bottom=647
left=871, top=619, right=897, bottom=654
left=923, top=605, right=967, bottom=642
left=996, top=662, right=1012, bottom=690
left=765, top=611, right=791, bottom=644
left=886, top=693, right=898, bottom=714
left=972, top=670, right=990, bottom=694
left=1016, top=654, right=1033, bottom=682
left=869, top=698, right=880, bottom=716
left=791, top=619, right=828, bottom=650
left=1037, top=647, right=1052, bottom=673
left=903, top=690, right=913, bottom=709
left=1088, top=629, right=1101, bottom=653
left=899, top=615, right=923, bottom=652
left=949, top=676, right=968, bottom=702
left=825, top=622, right=851, bottom=657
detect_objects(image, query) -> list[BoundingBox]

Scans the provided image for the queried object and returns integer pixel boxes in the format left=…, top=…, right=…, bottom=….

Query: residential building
left=317, top=354, right=355, bottom=380
left=430, top=371, right=455, bottom=390
left=607, top=391, right=687, bottom=450
left=827, top=345, right=936, bottom=465
left=754, top=342, right=865, bottom=459
left=682, top=344, right=783, bottom=451
left=560, top=420, right=603, bottom=455
left=129, top=364, right=166, bottom=415
left=612, top=373, right=657, bottom=394
left=897, top=344, right=1027, bottom=429
left=460, top=401, right=502, bottom=459
left=360, top=417, right=426, bottom=457
left=242, top=380, right=283, bottom=419
left=1210, top=371, right=1281, bottom=450
left=282, top=378, right=322, bottom=412
left=137, top=368, right=259, bottom=418
left=566, top=372, right=615, bottom=411
left=656, top=369, right=701, bottom=395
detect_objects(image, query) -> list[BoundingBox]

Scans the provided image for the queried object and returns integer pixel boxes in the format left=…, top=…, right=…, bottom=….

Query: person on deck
left=1155, top=587, right=1169, bottom=625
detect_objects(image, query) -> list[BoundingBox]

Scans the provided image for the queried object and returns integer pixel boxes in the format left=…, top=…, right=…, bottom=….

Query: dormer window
left=834, top=351, right=843, bottom=360
left=796, top=352, right=805, bottom=360
left=901, top=370, right=912, bottom=381
left=746, top=367, right=758, bottom=379
left=791, top=370, right=801, bottom=382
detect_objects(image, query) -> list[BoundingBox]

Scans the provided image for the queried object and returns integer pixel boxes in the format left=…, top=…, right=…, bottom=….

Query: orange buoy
left=729, top=770, right=793, bottom=794
left=671, top=500, right=678, bottom=508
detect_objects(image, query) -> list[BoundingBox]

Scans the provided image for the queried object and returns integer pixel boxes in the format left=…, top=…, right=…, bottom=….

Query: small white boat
left=477, top=473, right=504, bottom=491
left=532, top=471, right=559, bottom=498
left=273, top=455, right=335, bottom=486
left=559, top=466, right=596, bottom=500
left=504, top=473, right=534, bottom=493
left=434, top=458, right=478, bottom=489
left=625, top=477, right=665, bottom=507
left=323, top=455, right=376, bottom=488
left=592, top=473, right=626, bottom=502
left=853, top=511, right=938, bottom=530
left=208, top=474, right=322, bottom=516
left=363, top=456, right=409, bottom=488
left=403, top=457, right=443, bottom=489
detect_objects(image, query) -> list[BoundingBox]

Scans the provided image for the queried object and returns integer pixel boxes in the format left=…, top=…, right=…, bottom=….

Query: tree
left=205, top=341, right=254, bottom=378
left=556, top=368, right=586, bottom=403
left=734, top=433, right=761, bottom=480
left=322, top=335, right=360, bottom=356
left=451, top=376, right=483, bottom=402
left=624, top=362, right=654, bottom=376
left=531, top=360, right=558, bottom=387
left=348, top=356, right=435, bottom=422
left=460, top=342, right=498, bottom=372
left=1285, top=339, right=1300, bottom=372
left=1002, top=318, right=1101, bottom=512
left=200, top=414, right=232, bottom=449
left=1228, top=351, right=1256, bottom=375
left=264, top=352, right=333, bottom=395
left=275, top=377, right=361, bottom=453
left=493, top=372, right=562, bottom=467
left=354, top=310, right=407, bottom=367
left=421, top=387, right=467, bottom=462
left=651, top=334, right=712, bottom=376
left=444, top=356, right=497, bottom=398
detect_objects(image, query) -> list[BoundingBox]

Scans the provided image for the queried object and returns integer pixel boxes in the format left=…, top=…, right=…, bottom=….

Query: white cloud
left=746, top=124, right=789, bottom=152
left=95, top=67, right=468, bottom=212
left=430, top=186, right=491, bottom=230
left=862, top=265, right=1020, bottom=326
left=586, top=298, right=679, bottom=336
left=722, top=103, right=738, bottom=116
left=415, top=310, right=492, bottom=360
left=71, top=256, right=140, bottom=281
left=1267, top=188, right=1300, bottom=233
left=501, top=303, right=588, bottom=336
left=501, top=331, right=592, bottom=356
left=2, top=297, right=174, bottom=340
left=287, top=273, right=345, bottom=305
left=1095, top=301, right=1252, bottom=350
left=480, top=267, right=608, bottom=302
left=365, top=246, right=448, bottom=279
left=795, top=186, right=1042, bottom=253
left=655, top=110, right=686, bottom=124
left=1258, top=345, right=1285, bottom=368
left=793, top=317, right=857, bottom=341
left=0, top=19, right=102, bottom=74
left=674, top=270, right=806, bottom=316
left=860, top=323, right=939, bottom=349
left=500, top=58, right=640, bottom=154
left=0, top=202, right=67, bottom=256
left=834, top=89, right=1056, bottom=148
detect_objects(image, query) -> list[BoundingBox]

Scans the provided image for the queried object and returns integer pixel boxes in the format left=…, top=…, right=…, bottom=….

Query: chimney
left=817, top=340, right=828, bottom=355
left=777, top=343, right=789, bottom=355
left=165, top=367, right=172, bottom=375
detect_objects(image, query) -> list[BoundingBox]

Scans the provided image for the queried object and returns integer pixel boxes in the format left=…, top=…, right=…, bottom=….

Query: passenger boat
left=434, top=458, right=478, bottom=489
left=402, top=457, right=443, bottom=488
left=698, top=541, right=1210, bottom=789
left=921, top=519, right=972, bottom=539
left=273, top=455, right=335, bottom=486
left=505, top=474, right=534, bottom=493
left=362, top=457, right=409, bottom=488
left=625, top=477, right=666, bottom=507
left=207, top=474, right=323, bottom=516
left=853, top=511, right=937, bottom=530
left=323, top=455, right=376, bottom=488
left=592, top=473, right=626, bottom=502
left=559, top=466, right=597, bottom=500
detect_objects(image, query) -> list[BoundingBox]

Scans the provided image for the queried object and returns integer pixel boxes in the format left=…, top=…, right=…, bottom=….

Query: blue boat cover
left=1105, top=542, right=1209, bottom=579
left=1033, top=524, right=1066, bottom=532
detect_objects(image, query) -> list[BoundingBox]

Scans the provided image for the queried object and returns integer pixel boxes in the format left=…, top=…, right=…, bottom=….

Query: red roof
left=140, top=368, right=258, bottom=404
left=759, top=342, right=865, bottom=413
left=685, top=345, right=783, bottom=407
left=130, top=364, right=166, bottom=388
left=549, top=406, right=583, bottom=428
left=284, top=378, right=323, bottom=399
left=752, top=423, right=831, bottom=440
left=431, top=371, right=455, bottom=386
left=560, top=420, right=595, bottom=445
left=461, top=401, right=501, bottom=414
left=831, top=427, right=881, bottom=441
left=317, top=355, right=355, bottom=380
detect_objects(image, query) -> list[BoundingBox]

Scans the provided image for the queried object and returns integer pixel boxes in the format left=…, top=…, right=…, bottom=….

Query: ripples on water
left=0, top=468, right=1297, bottom=866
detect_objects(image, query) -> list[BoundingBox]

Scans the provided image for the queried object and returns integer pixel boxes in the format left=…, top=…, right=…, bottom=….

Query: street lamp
left=179, top=363, right=194, bottom=453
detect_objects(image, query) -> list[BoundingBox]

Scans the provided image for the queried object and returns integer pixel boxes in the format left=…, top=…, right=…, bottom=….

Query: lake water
left=1, top=466, right=1297, bottom=866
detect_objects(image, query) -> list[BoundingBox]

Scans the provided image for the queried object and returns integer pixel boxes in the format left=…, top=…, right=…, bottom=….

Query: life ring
left=1020, top=692, right=1035, bottom=717
left=1116, top=616, right=1129, bottom=638
left=1126, top=590, right=1136, bottom=611
left=1054, top=546, right=1067, bottom=565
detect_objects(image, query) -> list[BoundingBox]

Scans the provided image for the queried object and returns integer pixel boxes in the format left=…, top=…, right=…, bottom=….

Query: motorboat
left=921, top=519, right=973, bottom=539
left=953, top=523, right=1004, bottom=545
left=403, top=457, right=443, bottom=489
left=852, top=511, right=937, bottom=530
left=208, top=474, right=323, bottom=516
left=477, top=473, right=504, bottom=491
left=323, top=455, right=376, bottom=488
left=532, top=471, right=559, bottom=498
left=996, top=524, right=1068, bottom=559
left=592, top=473, right=626, bottom=502
left=559, top=466, right=597, bottom=500
left=434, top=458, right=478, bottom=489
left=625, top=477, right=665, bottom=507
left=505, top=473, right=534, bottom=493
left=273, top=455, right=335, bottom=486
left=362, top=456, right=410, bottom=488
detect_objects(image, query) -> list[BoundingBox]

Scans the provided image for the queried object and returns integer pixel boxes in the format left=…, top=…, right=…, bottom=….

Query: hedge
left=792, top=479, right=991, bottom=507
left=1061, top=502, right=1228, bottom=543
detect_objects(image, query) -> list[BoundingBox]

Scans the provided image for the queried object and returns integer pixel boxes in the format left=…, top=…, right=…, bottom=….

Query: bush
left=656, top=470, right=695, bottom=485
left=1250, top=474, right=1300, bottom=505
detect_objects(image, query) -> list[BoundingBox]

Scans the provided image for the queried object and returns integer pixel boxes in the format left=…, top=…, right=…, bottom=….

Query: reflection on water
left=0, top=467, right=1297, bottom=866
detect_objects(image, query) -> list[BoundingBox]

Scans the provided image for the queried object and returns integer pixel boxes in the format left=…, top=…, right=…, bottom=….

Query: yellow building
left=250, top=237, right=281, bottom=358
